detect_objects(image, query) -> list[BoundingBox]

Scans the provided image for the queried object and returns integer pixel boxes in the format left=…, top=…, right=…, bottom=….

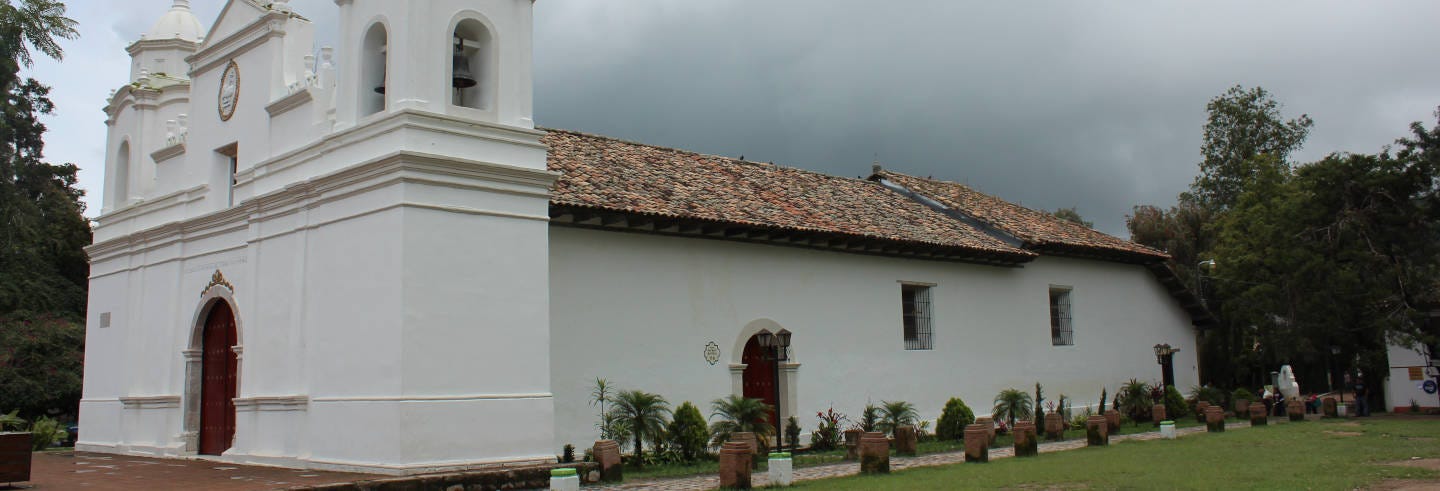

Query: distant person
left=1353, top=378, right=1370, bottom=417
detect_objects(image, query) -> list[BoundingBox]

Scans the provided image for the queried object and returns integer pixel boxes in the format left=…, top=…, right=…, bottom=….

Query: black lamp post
left=1154, top=343, right=1179, bottom=389
left=754, top=328, right=792, bottom=453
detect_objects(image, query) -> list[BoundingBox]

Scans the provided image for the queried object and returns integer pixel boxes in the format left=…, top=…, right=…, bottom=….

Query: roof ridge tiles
left=540, top=127, right=880, bottom=186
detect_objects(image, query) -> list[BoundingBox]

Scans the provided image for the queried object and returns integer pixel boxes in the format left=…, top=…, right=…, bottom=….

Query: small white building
left=1384, top=333, right=1438, bottom=412
left=80, top=0, right=1212, bottom=474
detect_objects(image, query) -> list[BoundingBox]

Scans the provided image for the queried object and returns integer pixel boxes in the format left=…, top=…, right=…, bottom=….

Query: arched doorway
left=741, top=335, right=778, bottom=428
left=199, top=300, right=238, bottom=455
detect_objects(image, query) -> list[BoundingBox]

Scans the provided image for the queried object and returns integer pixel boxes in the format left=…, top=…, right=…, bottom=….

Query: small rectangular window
left=1050, top=287, right=1073, bottom=346
left=217, top=144, right=238, bottom=207
left=901, top=284, right=933, bottom=350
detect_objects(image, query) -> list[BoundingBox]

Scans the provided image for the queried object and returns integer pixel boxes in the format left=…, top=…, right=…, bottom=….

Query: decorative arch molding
left=180, top=271, right=244, bottom=454
left=728, top=318, right=800, bottom=437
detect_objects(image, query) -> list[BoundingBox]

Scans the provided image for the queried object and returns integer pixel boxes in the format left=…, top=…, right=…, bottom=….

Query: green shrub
left=811, top=406, right=846, bottom=451
left=785, top=416, right=802, bottom=450
left=936, top=397, right=975, bottom=441
left=28, top=416, right=67, bottom=451
left=666, top=401, right=709, bottom=462
left=1189, top=385, right=1225, bottom=407
left=1231, top=388, right=1256, bottom=405
left=1034, top=383, right=1045, bottom=426
left=0, top=410, right=24, bottom=431
left=1099, top=387, right=1108, bottom=413
left=1115, top=379, right=1153, bottom=423
left=858, top=403, right=881, bottom=433
left=1164, top=385, right=1189, bottom=419
left=561, top=444, right=575, bottom=463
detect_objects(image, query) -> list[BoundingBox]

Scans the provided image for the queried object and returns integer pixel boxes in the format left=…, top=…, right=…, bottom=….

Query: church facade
left=80, top=0, right=1210, bottom=474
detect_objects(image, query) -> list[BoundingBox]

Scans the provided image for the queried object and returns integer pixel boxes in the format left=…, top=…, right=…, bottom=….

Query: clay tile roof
left=875, top=170, right=1168, bottom=262
left=543, top=129, right=1034, bottom=262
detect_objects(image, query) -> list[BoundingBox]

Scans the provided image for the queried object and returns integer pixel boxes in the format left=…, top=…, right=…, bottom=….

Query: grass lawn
left=788, top=416, right=1440, bottom=490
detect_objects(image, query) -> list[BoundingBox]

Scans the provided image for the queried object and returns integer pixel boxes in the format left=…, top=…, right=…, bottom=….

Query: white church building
left=80, top=0, right=1212, bottom=474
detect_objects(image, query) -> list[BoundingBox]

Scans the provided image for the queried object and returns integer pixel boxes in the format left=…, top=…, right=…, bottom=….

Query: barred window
left=1050, top=287, right=1073, bottom=346
left=902, top=284, right=933, bottom=350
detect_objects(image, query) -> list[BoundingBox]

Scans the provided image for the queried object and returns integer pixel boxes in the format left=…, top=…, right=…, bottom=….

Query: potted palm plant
left=992, top=388, right=1035, bottom=432
left=709, top=395, right=775, bottom=468
left=609, top=390, right=672, bottom=468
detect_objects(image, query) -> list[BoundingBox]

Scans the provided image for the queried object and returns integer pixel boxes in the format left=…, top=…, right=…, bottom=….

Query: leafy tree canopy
left=1053, top=207, right=1093, bottom=228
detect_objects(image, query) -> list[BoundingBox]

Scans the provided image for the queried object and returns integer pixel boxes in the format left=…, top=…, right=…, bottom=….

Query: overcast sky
left=26, top=0, right=1440, bottom=236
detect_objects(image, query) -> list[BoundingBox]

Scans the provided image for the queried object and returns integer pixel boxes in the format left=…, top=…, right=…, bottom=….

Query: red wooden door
left=741, top=336, right=778, bottom=427
left=200, top=301, right=237, bottom=456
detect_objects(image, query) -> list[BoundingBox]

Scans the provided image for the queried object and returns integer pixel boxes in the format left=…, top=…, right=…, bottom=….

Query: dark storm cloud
left=83, top=1, right=1440, bottom=235
left=531, top=0, right=1440, bottom=235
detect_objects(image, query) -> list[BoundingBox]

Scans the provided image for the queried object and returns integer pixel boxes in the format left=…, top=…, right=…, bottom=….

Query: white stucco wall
left=549, top=228, right=1200, bottom=451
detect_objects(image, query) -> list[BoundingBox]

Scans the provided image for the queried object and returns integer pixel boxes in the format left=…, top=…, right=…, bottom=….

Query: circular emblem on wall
left=1425, top=380, right=1438, bottom=395
left=218, top=60, right=240, bottom=121
left=704, top=342, right=721, bottom=366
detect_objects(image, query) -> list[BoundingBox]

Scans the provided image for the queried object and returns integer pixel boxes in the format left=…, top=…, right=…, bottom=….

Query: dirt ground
left=3, top=451, right=377, bottom=490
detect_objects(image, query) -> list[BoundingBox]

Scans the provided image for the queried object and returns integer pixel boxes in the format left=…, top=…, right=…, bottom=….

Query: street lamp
left=1196, top=259, right=1216, bottom=308
left=754, top=328, right=792, bottom=452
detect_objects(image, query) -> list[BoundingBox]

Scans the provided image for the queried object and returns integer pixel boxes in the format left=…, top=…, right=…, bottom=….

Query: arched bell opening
left=360, top=22, right=388, bottom=117
left=450, top=17, right=495, bottom=111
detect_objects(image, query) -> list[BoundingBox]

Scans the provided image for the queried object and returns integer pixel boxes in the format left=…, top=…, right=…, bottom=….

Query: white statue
left=1278, top=365, right=1301, bottom=400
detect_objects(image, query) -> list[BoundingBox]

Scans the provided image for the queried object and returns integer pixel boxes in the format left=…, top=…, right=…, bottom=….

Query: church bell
left=452, top=39, right=478, bottom=89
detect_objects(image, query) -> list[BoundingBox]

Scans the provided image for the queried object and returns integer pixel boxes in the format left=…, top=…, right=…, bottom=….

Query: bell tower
left=333, top=0, right=535, bottom=130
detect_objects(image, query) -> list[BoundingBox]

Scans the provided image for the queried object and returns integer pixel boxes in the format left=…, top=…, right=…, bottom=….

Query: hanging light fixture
left=755, top=329, right=774, bottom=350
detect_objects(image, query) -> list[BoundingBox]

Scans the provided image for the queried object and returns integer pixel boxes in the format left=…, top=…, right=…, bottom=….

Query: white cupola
left=145, top=0, right=206, bottom=44
left=128, top=0, right=206, bottom=82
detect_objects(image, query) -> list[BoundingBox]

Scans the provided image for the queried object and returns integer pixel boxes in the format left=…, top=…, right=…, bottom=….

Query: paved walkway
left=9, top=451, right=377, bottom=490
left=591, top=421, right=1256, bottom=490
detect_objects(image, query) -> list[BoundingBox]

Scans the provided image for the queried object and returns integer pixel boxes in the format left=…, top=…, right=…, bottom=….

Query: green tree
left=666, top=401, right=709, bottom=462
left=707, top=395, right=774, bottom=450
left=1053, top=207, right=1093, bottom=228
left=876, top=400, right=918, bottom=436
left=0, top=0, right=86, bottom=420
left=935, top=397, right=975, bottom=441
left=1192, top=85, right=1313, bottom=212
left=607, top=390, right=670, bottom=466
left=991, top=388, right=1033, bottom=428
left=0, top=312, right=82, bottom=417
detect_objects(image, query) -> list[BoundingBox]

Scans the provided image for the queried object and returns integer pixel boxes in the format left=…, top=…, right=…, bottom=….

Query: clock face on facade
left=218, top=61, right=240, bottom=121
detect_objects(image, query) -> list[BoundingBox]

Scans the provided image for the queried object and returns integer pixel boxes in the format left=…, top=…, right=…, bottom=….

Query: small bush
left=1410, top=400, right=1422, bottom=413
left=785, top=416, right=802, bottom=450
left=1115, top=379, right=1153, bottom=423
left=0, top=410, right=25, bottom=431
left=857, top=403, right=881, bottom=433
left=1189, top=385, right=1225, bottom=407
left=1232, top=388, right=1256, bottom=405
left=561, top=444, right=575, bottom=463
left=1164, top=385, right=1189, bottom=419
left=877, top=400, right=918, bottom=436
left=917, top=420, right=934, bottom=442
left=28, top=416, right=68, bottom=451
left=666, top=401, right=708, bottom=462
left=811, top=406, right=846, bottom=451
left=936, top=397, right=975, bottom=441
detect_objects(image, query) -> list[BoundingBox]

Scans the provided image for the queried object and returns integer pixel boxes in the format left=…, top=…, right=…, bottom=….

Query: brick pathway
left=591, top=421, right=1256, bottom=490
left=13, top=451, right=377, bottom=490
